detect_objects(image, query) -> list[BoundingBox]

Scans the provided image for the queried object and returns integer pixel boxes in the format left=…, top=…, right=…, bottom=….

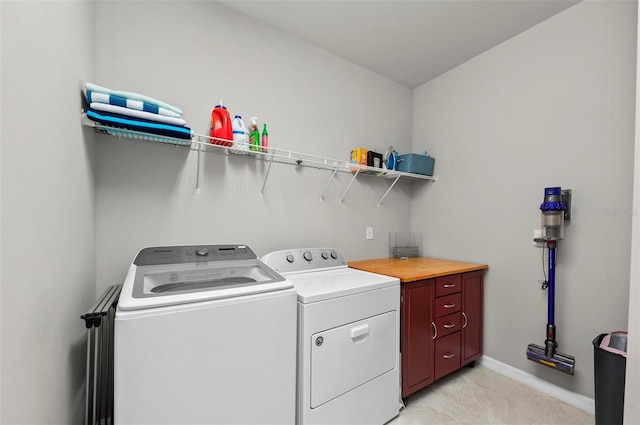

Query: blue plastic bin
left=395, top=154, right=435, bottom=176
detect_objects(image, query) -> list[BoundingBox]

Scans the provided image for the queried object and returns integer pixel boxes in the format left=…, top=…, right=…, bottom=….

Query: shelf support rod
left=195, top=140, right=202, bottom=194
left=378, top=174, right=401, bottom=206
left=340, top=168, right=360, bottom=205
left=260, top=158, right=273, bottom=198
left=320, top=166, right=339, bottom=202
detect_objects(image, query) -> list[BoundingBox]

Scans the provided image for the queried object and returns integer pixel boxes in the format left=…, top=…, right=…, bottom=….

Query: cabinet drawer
left=434, top=293, right=461, bottom=318
left=434, top=312, right=461, bottom=339
left=434, top=332, right=461, bottom=381
left=435, top=274, right=462, bottom=297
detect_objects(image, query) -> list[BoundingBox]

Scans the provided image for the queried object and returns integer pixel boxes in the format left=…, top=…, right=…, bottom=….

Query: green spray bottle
left=261, top=123, right=268, bottom=153
left=249, top=117, right=260, bottom=152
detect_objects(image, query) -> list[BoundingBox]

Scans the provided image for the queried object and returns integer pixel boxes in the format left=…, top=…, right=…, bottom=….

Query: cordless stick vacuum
left=526, top=187, right=575, bottom=375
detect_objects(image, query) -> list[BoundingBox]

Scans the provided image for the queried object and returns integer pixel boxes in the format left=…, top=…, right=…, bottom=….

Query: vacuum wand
left=546, top=239, right=557, bottom=359
left=526, top=187, right=575, bottom=375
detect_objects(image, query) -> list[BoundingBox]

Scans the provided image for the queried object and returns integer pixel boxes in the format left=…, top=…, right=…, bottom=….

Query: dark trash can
left=593, top=331, right=627, bottom=425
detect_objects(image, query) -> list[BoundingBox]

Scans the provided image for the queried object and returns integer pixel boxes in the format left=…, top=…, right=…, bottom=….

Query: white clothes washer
left=262, top=248, right=401, bottom=425
left=114, top=244, right=297, bottom=425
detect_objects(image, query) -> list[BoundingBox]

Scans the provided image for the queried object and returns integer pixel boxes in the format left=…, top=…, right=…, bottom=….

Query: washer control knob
left=196, top=248, right=209, bottom=256
left=303, top=251, right=313, bottom=262
left=286, top=254, right=295, bottom=263
left=321, top=252, right=329, bottom=260
left=330, top=251, right=338, bottom=259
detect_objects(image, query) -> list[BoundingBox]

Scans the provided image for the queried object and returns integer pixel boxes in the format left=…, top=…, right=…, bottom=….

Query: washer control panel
left=134, top=244, right=256, bottom=266
left=262, top=248, right=347, bottom=273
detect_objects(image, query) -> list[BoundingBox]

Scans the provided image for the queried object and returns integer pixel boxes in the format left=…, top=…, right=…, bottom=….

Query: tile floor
left=388, top=365, right=594, bottom=424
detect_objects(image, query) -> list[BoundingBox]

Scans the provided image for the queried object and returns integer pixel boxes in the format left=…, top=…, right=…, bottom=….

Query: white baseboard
left=479, top=355, right=595, bottom=415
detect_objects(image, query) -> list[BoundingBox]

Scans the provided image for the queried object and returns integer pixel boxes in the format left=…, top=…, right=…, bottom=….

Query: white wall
left=93, top=1, right=415, bottom=290
left=624, top=3, right=640, bottom=422
left=0, top=1, right=96, bottom=423
left=411, top=0, right=636, bottom=399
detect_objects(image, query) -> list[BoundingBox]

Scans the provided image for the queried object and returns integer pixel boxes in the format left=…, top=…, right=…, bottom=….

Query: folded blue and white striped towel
left=86, top=109, right=192, bottom=141
left=87, top=90, right=182, bottom=118
left=90, top=103, right=187, bottom=126
left=85, top=82, right=183, bottom=117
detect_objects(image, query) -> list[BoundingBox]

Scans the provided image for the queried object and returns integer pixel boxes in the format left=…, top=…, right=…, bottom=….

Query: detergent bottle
left=209, top=100, right=233, bottom=146
left=231, top=115, right=249, bottom=154
left=261, top=123, right=269, bottom=153
left=249, top=117, right=260, bottom=152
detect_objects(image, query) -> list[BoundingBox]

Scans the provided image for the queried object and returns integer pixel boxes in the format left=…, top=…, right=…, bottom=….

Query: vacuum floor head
left=526, top=343, right=575, bottom=375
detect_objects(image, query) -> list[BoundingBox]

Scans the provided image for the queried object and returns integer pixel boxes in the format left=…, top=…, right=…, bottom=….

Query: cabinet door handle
left=462, top=312, right=468, bottom=328
left=444, top=303, right=456, bottom=309
left=444, top=322, right=456, bottom=329
left=444, top=284, right=456, bottom=288
left=431, top=322, right=437, bottom=340
left=443, top=352, right=455, bottom=359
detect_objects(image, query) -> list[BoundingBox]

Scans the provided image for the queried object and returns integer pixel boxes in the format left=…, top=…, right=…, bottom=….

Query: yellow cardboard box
left=351, top=148, right=368, bottom=166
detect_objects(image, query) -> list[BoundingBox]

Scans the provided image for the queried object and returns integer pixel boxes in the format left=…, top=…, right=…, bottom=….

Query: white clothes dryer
left=114, top=244, right=297, bottom=425
left=262, top=248, right=401, bottom=425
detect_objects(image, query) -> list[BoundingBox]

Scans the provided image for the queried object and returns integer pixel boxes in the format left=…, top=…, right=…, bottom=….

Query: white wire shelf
left=190, top=134, right=434, bottom=180
left=83, top=114, right=436, bottom=204
left=189, top=134, right=436, bottom=204
left=82, top=113, right=192, bottom=147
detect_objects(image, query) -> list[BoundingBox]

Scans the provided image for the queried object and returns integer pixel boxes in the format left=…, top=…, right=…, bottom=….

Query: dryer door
left=310, top=310, right=397, bottom=408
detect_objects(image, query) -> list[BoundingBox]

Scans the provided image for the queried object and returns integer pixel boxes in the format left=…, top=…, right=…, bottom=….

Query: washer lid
left=118, top=245, right=292, bottom=311
left=285, top=268, right=399, bottom=303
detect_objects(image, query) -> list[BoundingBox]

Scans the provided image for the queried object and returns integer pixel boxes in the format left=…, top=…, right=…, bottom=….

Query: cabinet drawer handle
left=444, top=284, right=456, bottom=288
left=431, top=322, right=437, bottom=340
left=444, top=303, right=456, bottom=309
left=443, top=352, right=455, bottom=359
left=462, top=312, right=468, bottom=328
left=443, top=322, right=456, bottom=329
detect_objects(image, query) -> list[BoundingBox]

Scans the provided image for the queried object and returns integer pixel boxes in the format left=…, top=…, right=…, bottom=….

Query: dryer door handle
left=350, top=324, right=370, bottom=339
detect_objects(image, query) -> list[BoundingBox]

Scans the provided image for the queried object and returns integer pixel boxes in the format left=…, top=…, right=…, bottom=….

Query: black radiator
left=81, top=285, right=122, bottom=425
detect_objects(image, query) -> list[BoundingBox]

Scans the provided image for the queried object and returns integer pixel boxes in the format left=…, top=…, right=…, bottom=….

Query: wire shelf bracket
left=260, top=158, right=274, bottom=199
left=378, top=174, right=402, bottom=206
left=340, top=168, right=360, bottom=205
left=320, top=167, right=339, bottom=202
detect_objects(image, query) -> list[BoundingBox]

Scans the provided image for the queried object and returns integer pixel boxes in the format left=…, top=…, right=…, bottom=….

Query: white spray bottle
left=249, top=117, right=260, bottom=152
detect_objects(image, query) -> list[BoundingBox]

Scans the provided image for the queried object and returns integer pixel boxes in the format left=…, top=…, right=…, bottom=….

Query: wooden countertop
left=348, top=257, right=488, bottom=283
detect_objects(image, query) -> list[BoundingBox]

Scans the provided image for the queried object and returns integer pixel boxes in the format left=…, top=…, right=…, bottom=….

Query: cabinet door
left=401, top=279, right=434, bottom=397
left=461, top=271, right=483, bottom=365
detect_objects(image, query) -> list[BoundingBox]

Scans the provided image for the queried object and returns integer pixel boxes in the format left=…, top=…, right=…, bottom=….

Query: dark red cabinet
left=401, top=271, right=484, bottom=398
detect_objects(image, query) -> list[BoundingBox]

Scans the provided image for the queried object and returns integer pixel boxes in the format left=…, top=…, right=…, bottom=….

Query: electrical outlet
left=366, top=227, right=374, bottom=240
left=533, top=229, right=542, bottom=246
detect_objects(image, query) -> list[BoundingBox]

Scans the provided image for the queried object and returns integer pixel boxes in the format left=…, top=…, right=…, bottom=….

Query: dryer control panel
left=262, top=248, right=347, bottom=274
